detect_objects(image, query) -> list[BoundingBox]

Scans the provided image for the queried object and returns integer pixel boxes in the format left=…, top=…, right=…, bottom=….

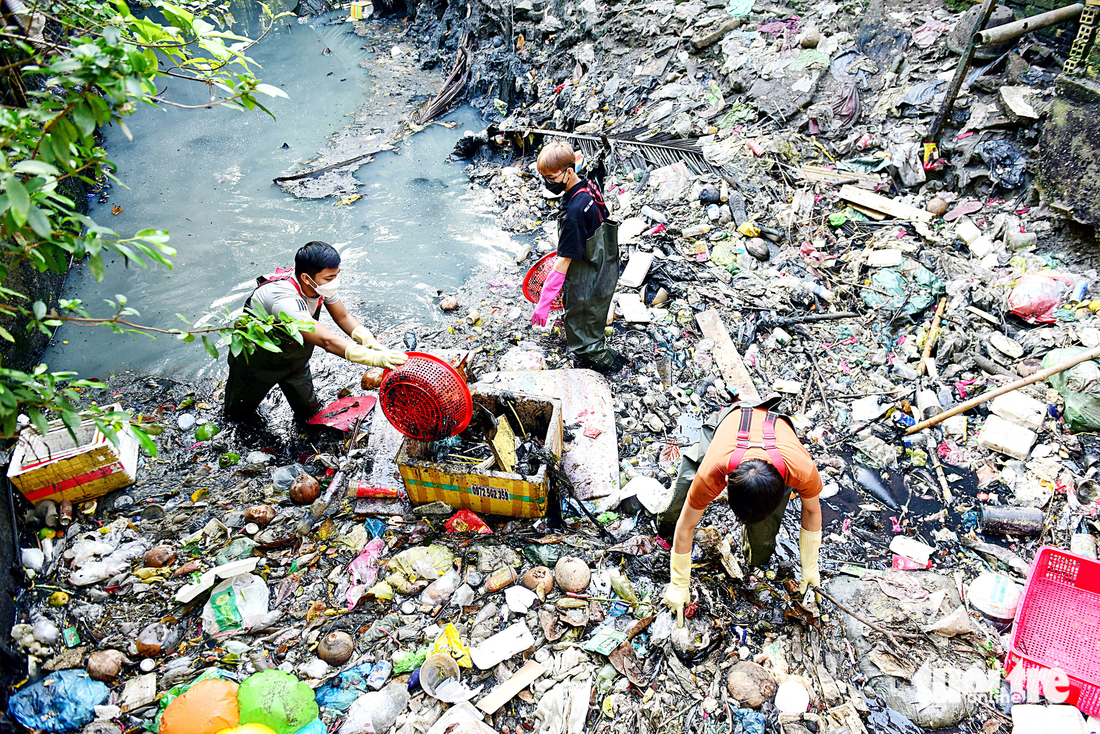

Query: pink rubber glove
left=531, top=269, right=566, bottom=327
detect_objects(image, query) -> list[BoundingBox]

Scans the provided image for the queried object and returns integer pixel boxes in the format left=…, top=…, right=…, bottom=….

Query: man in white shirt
left=223, top=241, right=406, bottom=421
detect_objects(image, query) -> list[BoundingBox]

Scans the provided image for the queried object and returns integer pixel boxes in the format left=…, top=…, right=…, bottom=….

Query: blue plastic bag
left=315, top=663, right=374, bottom=712
left=8, top=670, right=110, bottom=732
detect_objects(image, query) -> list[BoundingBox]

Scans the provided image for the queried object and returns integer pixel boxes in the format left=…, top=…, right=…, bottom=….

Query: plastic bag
left=8, top=670, right=109, bottom=733
left=499, top=348, right=546, bottom=371
left=315, top=663, right=375, bottom=712
left=202, top=574, right=270, bottom=635
left=346, top=538, right=386, bottom=610
left=384, top=545, right=454, bottom=588
left=429, top=622, right=472, bottom=667
left=420, top=568, right=460, bottom=607
left=975, top=139, right=1026, bottom=189
left=340, top=683, right=409, bottom=734
left=148, top=668, right=232, bottom=733
left=272, top=464, right=307, bottom=492
left=393, top=644, right=431, bottom=674
left=443, top=510, right=492, bottom=534
left=1008, top=273, right=1078, bottom=323
left=1044, top=347, right=1100, bottom=431
left=160, top=678, right=240, bottom=734
left=237, top=670, right=319, bottom=734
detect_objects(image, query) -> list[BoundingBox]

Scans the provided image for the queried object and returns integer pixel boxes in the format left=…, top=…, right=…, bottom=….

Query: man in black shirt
left=530, top=142, right=621, bottom=370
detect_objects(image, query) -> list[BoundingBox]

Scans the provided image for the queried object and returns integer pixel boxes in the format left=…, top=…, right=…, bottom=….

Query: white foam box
left=1012, top=704, right=1086, bottom=734
left=990, top=391, right=1046, bottom=431
left=977, top=414, right=1036, bottom=461
left=954, top=218, right=982, bottom=244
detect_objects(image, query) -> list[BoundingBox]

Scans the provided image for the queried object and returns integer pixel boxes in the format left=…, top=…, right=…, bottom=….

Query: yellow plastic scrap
left=365, top=580, right=394, bottom=600
left=737, top=222, right=761, bottom=238
left=134, top=567, right=172, bottom=582
left=430, top=622, right=472, bottom=668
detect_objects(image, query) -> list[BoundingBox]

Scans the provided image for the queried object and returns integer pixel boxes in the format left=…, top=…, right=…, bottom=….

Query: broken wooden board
left=847, top=202, right=886, bottom=221
left=838, top=185, right=932, bottom=222
left=800, top=164, right=882, bottom=190
left=476, top=660, right=547, bottom=714
left=695, top=309, right=761, bottom=403
left=999, top=86, right=1039, bottom=122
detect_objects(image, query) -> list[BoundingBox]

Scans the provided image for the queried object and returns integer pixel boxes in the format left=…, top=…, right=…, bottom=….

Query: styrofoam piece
left=990, top=391, right=1046, bottom=431
left=620, top=251, right=655, bottom=287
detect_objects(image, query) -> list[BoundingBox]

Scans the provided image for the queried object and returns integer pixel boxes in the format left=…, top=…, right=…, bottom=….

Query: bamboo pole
left=917, top=297, right=946, bottom=377
left=905, top=343, right=1100, bottom=435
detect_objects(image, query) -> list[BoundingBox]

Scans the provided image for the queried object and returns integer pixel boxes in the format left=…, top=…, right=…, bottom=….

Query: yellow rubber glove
left=382, top=349, right=408, bottom=367
left=345, top=344, right=404, bottom=369
left=663, top=551, right=692, bottom=628
left=799, top=528, right=822, bottom=594
left=351, top=326, right=382, bottom=350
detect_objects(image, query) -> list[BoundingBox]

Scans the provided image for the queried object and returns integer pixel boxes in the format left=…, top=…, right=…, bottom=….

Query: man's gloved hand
left=351, top=326, right=382, bottom=350
left=799, top=528, right=822, bottom=594
left=531, top=269, right=566, bottom=327
left=663, top=551, right=692, bottom=628
left=345, top=344, right=405, bottom=369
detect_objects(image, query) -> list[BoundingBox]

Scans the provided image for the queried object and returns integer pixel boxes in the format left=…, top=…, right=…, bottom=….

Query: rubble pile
left=8, top=0, right=1100, bottom=732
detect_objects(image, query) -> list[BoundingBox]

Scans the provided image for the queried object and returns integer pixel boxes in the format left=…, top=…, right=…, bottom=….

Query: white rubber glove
left=345, top=344, right=404, bottom=369
left=351, top=326, right=382, bottom=350
left=799, top=528, right=822, bottom=594
left=663, top=551, right=692, bottom=628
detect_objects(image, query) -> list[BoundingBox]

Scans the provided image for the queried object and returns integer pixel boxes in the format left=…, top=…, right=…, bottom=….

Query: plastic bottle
left=640, top=205, right=667, bottom=223
left=340, top=682, right=410, bottom=734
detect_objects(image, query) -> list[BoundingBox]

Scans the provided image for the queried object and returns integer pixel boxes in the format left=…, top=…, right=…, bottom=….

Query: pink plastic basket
left=1006, top=546, right=1100, bottom=715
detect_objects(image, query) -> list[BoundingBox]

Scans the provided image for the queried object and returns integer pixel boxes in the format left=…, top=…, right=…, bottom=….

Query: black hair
left=727, top=459, right=786, bottom=524
left=295, top=241, right=341, bottom=279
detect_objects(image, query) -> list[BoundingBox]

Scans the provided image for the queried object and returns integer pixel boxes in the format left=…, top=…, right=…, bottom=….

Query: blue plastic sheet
left=314, top=663, right=375, bottom=712
left=8, top=670, right=109, bottom=732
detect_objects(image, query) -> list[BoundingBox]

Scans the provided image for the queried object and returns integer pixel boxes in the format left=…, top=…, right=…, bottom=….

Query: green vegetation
left=0, top=0, right=301, bottom=449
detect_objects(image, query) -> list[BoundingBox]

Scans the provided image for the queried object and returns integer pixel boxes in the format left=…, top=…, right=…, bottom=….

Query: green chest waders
left=223, top=273, right=322, bottom=420
left=661, top=395, right=797, bottom=567
left=561, top=219, right=619, bottom=367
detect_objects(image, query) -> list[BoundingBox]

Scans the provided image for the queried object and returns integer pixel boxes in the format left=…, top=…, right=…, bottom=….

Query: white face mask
left=306, top=274, right=339, bottom=299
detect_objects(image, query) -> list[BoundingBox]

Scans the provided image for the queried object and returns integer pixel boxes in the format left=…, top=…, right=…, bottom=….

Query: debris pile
left=9, top=0, right=1100, bottom=732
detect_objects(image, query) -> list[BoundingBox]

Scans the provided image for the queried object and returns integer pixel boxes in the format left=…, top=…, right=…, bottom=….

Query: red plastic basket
left=1006, top=546, right=1100, bottom=714
left=522, top=253, right=564, bottom=311
left=378, top=352, right=472, bottom=442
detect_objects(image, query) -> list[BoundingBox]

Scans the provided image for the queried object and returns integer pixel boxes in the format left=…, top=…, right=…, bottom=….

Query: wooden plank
left=695, top=309, right=761, bottom=403
left=847, top=202, right=886, bottom=221
left=838, top=185, right=932, bottom=222
left=476, top=660, right=547, bottom=714
left=800, top=164, right=881, bottom=190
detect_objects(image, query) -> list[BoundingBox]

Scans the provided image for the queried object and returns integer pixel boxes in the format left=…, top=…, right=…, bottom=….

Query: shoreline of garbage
left=10, top=0, right=1100, bottom=732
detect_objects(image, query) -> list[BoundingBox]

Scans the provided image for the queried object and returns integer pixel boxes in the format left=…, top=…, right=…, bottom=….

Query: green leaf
left=27, top=408, right=48, bottom=437
left=14, top=161, right=59, bottom=177
left=26, top=206, right=51, bottom=238
left=7, top=179, right=29, bottom=226
left=0, top=326, right=13, bottom=342
left=88, top=253, right=105, bottom=281
left=32, top=300, right=46, bottom=320
left=201, top=335, right=218, bottom=358
left=254, top=83, right=289, bottom=99
left=131, top=425, right=158, bottom=457
left=72, top=101, right=96, bottom=137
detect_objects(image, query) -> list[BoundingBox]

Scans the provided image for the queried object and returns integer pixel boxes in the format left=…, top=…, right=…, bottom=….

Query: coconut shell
left=317, top=631, right=354, bottom=666
left=440, top=297, right=459, bottom=312
left=244, top=504, right=276, bottom=527
left=926, top=196, right=948, bottom=216
left=289, top=474, right=321, bottom=504
left=143, top=546, right=176, bottom=568
left=554, top=556, right=591, bottom=593
left=361, top=368, right=386, bottom=391
left=87, top=649, right=125, bottom=681
left=522, top=566, right=555, bottom=599
left=746, top=238, right=770, bottom=261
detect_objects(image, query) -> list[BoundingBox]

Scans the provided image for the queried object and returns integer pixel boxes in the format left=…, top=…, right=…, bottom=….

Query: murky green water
left=43, top=7, right=514, bottom=380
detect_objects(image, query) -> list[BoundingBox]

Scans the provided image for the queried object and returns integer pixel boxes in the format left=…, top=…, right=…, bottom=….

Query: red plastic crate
left=1006, top=546, right=1100, bottom=715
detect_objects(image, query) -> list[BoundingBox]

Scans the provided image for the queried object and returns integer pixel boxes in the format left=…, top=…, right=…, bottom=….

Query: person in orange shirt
left=661, top=396, right=823, bottom=626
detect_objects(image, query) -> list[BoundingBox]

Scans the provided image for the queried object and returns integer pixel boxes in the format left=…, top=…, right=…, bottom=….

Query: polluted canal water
left=44, top=10, right=516, bottom=381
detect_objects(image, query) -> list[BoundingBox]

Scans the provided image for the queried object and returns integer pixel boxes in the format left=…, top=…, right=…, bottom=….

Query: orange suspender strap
left=727, top=408, right=789, bottom=482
